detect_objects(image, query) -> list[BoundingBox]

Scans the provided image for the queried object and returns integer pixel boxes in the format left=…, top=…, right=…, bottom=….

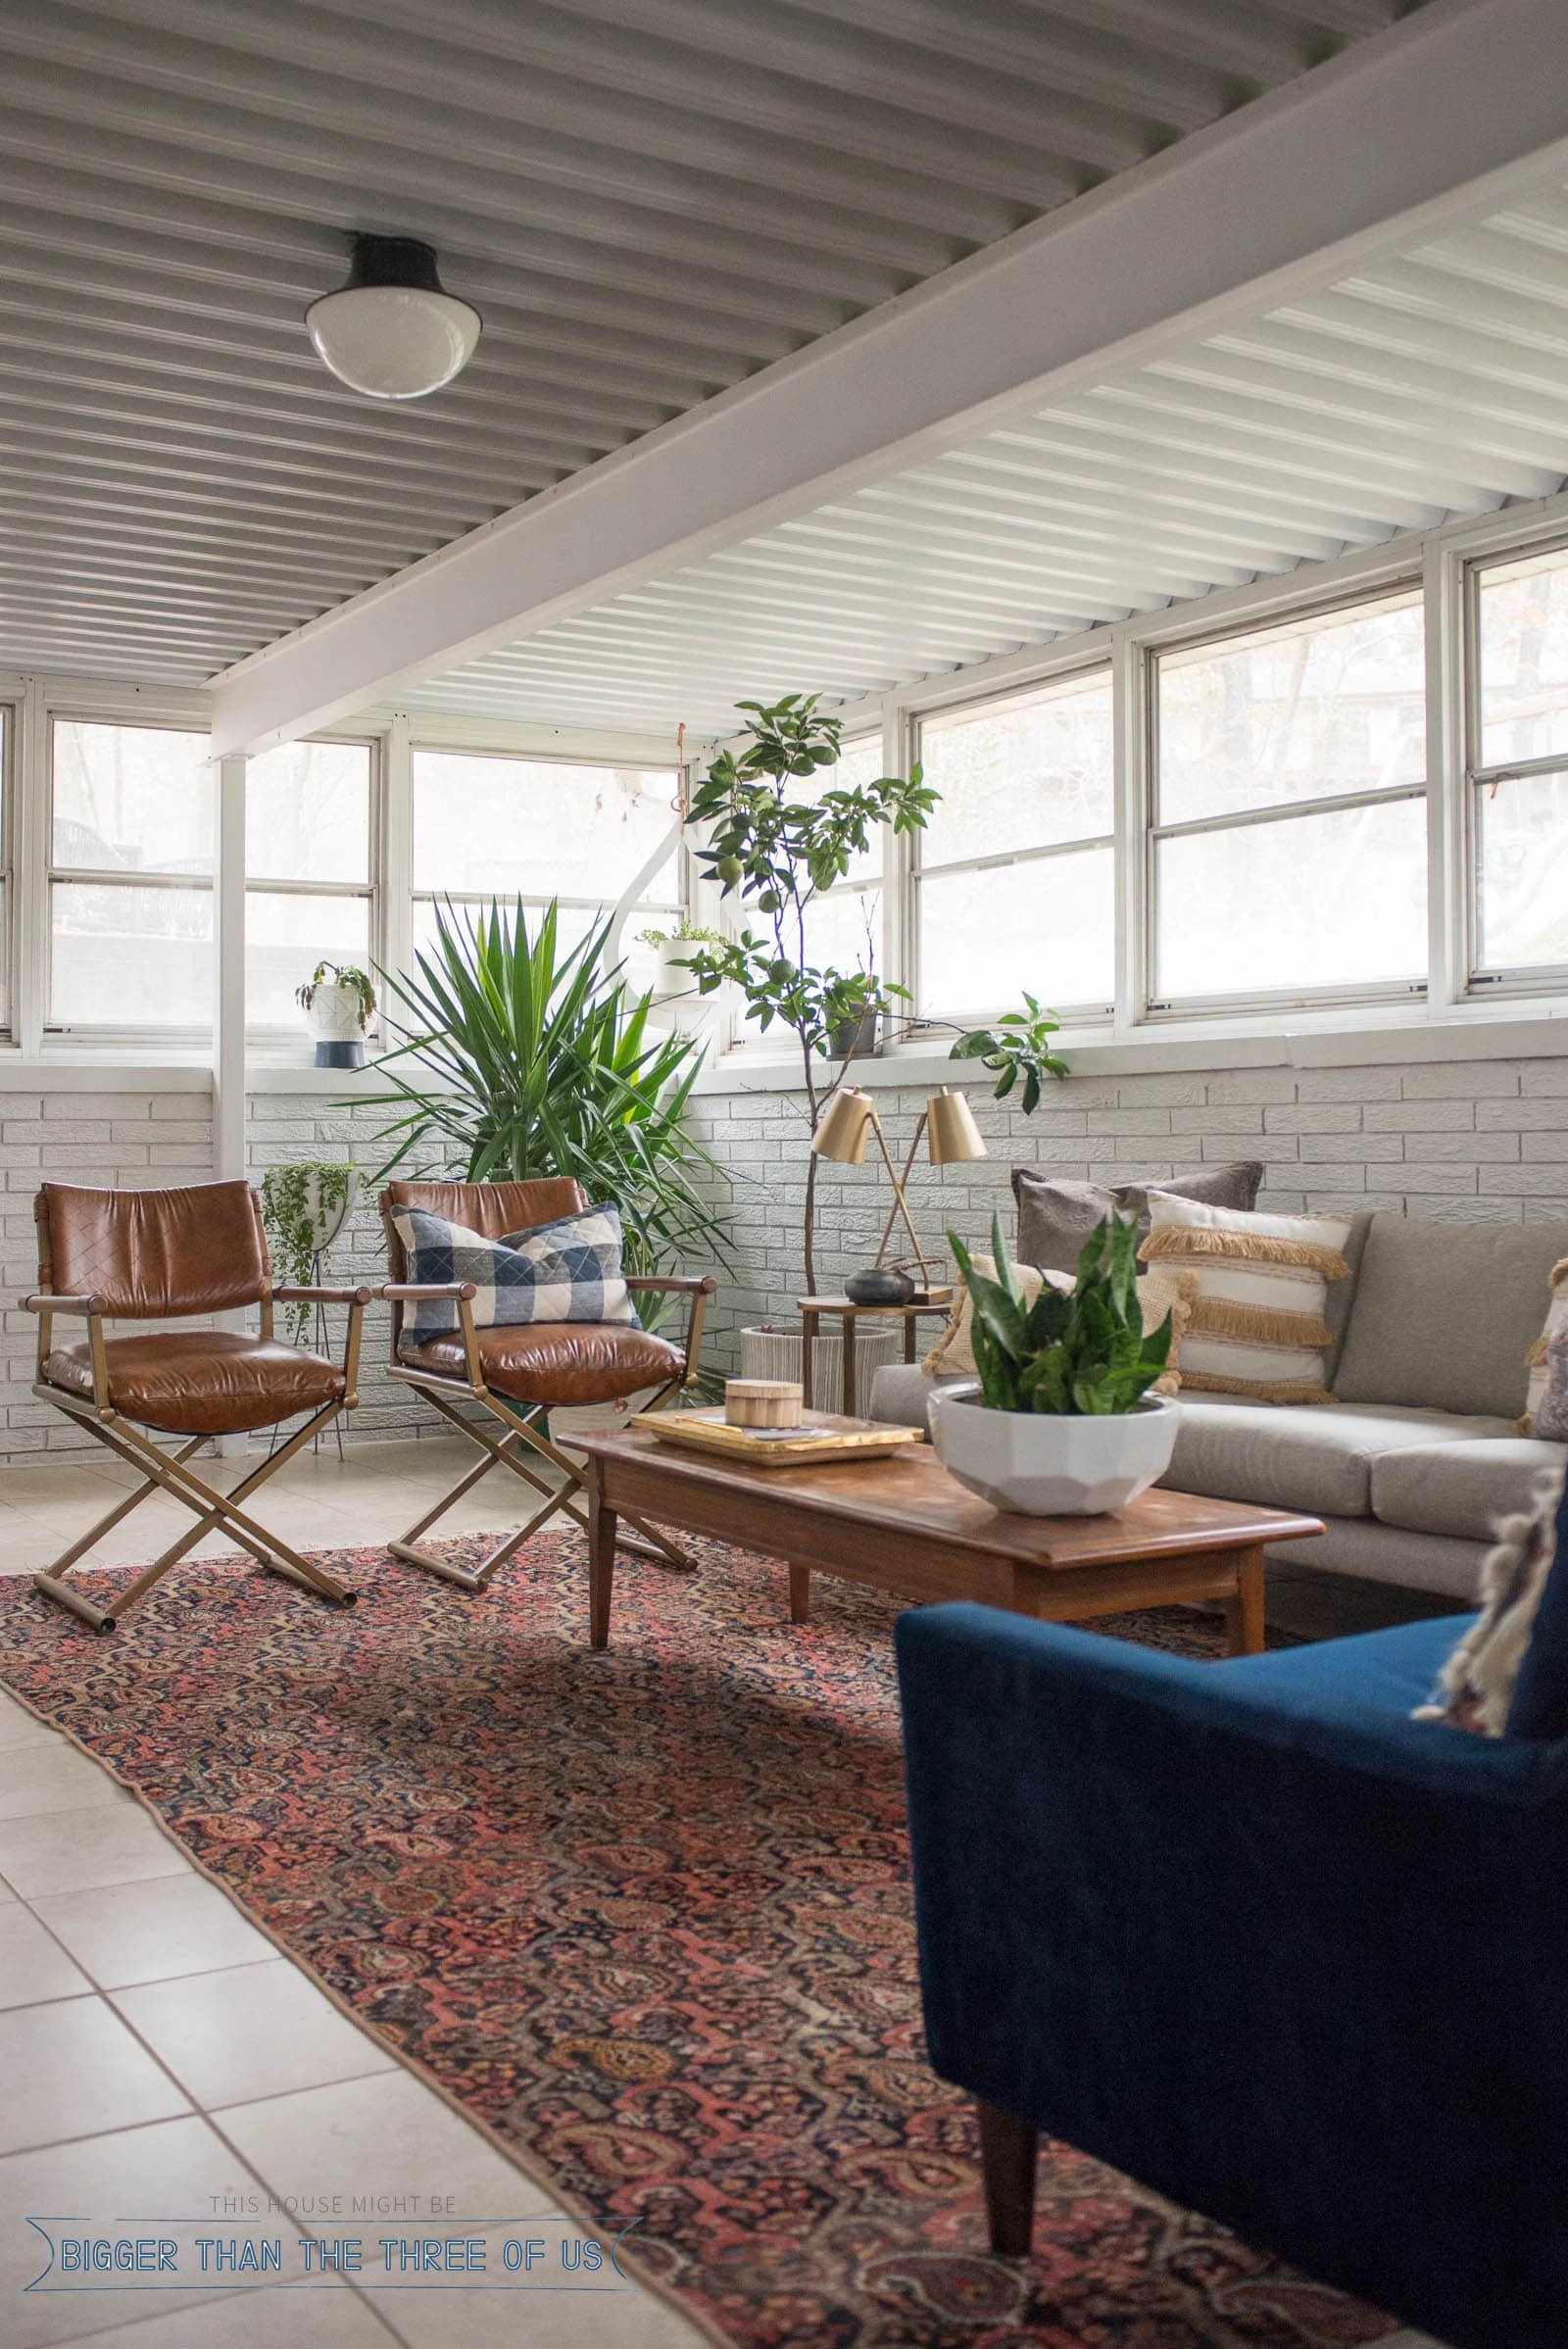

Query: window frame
left=243, top=733, right=382, bottom=1043
left=1140, top=581, right=1431, bottom=1021
left=0, top=700, right=14, bottom=1039
left=910, top=662, right=1117, bottom=1024
left=44, top=710, right=216, bottom=1042
left=408, top=741, right=683, bottom=959
left=1462, top=530, right=1568, bottom=998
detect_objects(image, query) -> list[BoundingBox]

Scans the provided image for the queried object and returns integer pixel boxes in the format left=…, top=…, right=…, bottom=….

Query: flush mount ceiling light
left=306, top=233, right=480, bottom=400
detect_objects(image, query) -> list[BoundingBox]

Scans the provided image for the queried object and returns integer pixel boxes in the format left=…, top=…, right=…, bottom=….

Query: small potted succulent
left=932, top=1212, right=1176, bottom=1515
left=297, top=961, right=376, bottom=1067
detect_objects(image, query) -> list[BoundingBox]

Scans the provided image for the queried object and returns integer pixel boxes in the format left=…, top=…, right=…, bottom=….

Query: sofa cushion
left=1333, top=1213, right=1568, bottom=1421
left=1011, top=1160, right=1262, bottom=1278
left=1165, top=1396, right=1507, bottom=1519
left=1371, top=1437, right=1568, bottom=1543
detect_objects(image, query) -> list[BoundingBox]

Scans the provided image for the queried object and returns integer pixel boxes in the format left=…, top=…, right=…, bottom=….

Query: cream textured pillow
left=922, top=1253, right=1195, bottom=1395
left=1521, top=1256, right=1568, bottom=1434
left=1139, top=1195, right=1351, bottom=1404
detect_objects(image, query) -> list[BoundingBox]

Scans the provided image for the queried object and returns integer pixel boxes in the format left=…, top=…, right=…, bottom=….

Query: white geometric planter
left=739, top=1324, right=902, bottom=1409
left=930, top=1389, right=1177, bottom=1516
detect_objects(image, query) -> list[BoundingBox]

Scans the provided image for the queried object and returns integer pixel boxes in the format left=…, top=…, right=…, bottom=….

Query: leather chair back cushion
left=380, top=1179, right=588, bottom=1281
left=40, top=1181, right=269, bottom=1317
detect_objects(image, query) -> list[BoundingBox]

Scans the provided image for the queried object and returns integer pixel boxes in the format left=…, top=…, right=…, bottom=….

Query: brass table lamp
left=809, top=1086, right=987, bottom=1292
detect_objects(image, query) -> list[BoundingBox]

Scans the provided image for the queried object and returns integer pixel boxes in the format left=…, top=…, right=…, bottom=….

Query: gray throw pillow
left=1010, top=1162, right=1264, bottom=1278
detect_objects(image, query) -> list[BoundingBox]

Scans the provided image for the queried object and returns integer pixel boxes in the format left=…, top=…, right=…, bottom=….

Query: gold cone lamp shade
left=810, top=1088, right=875, bottom=1166
left=925, top=1088, right=986, bottom=1165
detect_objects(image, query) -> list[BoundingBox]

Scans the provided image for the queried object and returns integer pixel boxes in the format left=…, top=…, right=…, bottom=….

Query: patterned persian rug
left=0, top=1536, right=1396, bottom=2349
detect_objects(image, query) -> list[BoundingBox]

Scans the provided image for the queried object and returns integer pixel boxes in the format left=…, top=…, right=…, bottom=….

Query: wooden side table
left=796, top=1294, right=954, bottom=1418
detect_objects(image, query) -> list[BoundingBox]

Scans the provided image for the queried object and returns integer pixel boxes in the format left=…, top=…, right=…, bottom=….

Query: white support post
left=1425, top=537, right=1468, bottom=1017
left=214, top=751, right=248, bottom=1455
left=379, top=713, right=413, bottom=1007
left=14, top=677, right=46, bottom=1058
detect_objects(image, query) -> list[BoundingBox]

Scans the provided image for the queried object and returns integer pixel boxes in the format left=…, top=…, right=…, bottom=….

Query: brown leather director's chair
left=380, top=1178, right=715, bottom=1592
left=29, top=1180, right=373, bottom=1632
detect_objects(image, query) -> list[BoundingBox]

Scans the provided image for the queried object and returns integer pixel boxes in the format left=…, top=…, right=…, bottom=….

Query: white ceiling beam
left=211, top=0, right=1568, bottom=756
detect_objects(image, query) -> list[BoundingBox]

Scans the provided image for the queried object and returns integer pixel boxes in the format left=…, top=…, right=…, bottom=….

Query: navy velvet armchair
left=896, top=1600, right=1568, bottom=2349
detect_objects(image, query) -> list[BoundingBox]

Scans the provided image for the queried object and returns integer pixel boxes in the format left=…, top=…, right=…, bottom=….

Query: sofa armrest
left=895, top=1604, right=1568, bottom=2346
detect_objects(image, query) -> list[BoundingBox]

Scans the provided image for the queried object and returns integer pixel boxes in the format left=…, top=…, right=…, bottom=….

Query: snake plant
left=949, top=1210, right=1171, bottom=1415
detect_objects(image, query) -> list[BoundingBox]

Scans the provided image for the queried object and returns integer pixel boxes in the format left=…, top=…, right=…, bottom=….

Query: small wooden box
left=724, top=1378, right=803, bottom=1429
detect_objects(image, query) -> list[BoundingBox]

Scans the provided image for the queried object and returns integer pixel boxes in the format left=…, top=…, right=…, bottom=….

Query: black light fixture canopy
left=306, top=232, right=481, bottom=401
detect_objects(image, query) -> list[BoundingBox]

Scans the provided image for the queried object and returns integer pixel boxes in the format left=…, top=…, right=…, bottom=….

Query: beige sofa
left=868, top=1210, right=1568, bottom=1601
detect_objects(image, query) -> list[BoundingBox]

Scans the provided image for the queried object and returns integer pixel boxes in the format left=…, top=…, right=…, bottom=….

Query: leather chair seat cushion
left=398, top=1320, right=682, bottom=1404
left=43, top=1331, right=345, bottom=1435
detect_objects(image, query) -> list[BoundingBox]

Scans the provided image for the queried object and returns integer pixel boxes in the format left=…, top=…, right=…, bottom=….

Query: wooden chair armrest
left=625, top=1273, right=719, bottom=1297
left=274, top=1285, right=378, bottom=1306
left=24, top=1293, right=103, bottom=1314
left=383, top=1281, right=479, bottom=1300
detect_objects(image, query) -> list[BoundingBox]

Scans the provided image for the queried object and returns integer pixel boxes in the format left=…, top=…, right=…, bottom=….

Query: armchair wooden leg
left=976, top=2099, right=1038, bottom=2257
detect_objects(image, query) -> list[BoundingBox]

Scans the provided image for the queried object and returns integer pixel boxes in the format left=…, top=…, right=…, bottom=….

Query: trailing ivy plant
left=949, top=1210, right=1171, bottom=1416
left=260, top=1162, right=357, bottom=1342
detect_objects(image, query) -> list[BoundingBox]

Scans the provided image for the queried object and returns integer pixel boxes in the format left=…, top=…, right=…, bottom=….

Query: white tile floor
left=0, top=1438, right=1450, bottom=2349
left=0, top=1438, right=702, bottom=2349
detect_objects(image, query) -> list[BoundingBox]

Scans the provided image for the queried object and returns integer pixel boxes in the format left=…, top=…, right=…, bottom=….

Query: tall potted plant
left=933, top=1213, right=1177, bottom=1515
left=361, top=900, right=731, bottom=1297
left=679, top=695, right=935, bottom=1293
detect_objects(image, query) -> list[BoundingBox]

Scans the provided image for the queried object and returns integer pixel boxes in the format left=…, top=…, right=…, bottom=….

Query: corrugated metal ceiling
left=407, top=176, right=1568, bottom=733
left=0, top=0, right=1430, bottom=684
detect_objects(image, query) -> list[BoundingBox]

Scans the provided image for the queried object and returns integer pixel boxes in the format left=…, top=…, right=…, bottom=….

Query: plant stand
left=269, top=1248, right=347, bottom=1462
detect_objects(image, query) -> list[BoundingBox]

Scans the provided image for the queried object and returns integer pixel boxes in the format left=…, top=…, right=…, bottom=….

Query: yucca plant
left=362, top=899, right=731, bottom=1289
left=948, top=1211, right=1172, bottom=1416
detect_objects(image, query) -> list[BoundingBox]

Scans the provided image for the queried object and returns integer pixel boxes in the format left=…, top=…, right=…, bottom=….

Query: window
left=1149, top=593, right=1428, bottom=1007
left=246, top=739, right=374, bottom=1031
left=0, top=705, right=11, bottom=1032
left=1468, top=542, right=1568, bottom=981
left=411, top=751, right=679, bottom=990
left=799, top=734, right=885, bottom=980
left=49, top=720, right=213, bottom=1030
left=913, top=668, right=1114, bottom=1017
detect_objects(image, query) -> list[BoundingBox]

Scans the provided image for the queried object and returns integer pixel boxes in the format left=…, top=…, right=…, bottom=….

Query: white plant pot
left=739, top=1324, right=902, bottom=1406
left=930, top=1388, right=1177, bottom=1517
left=303, top=1169, right=361, bottom=1255
left=649, top=946, right=717, bottom=1041
left=304, top=982, right=368, bottom=1045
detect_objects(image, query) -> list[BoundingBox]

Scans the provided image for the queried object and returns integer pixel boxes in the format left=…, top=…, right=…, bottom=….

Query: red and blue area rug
left=1, top=1536, right=1396, bottom=2348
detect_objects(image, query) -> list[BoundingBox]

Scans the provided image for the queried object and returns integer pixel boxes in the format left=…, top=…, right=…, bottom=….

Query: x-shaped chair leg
left=387, top=1383, right=694, bottom=1594
left=32, top=1404, right=357, bottom=1632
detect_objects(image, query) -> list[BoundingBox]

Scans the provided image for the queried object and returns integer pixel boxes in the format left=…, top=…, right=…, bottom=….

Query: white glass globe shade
left=305, top=284, right=481, bottom=401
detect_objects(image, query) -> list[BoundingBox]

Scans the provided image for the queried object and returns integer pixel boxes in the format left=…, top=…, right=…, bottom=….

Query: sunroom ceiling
left=404, top=177, right=1568, bottom=735
left=0, top=0, right=1433, bottom=685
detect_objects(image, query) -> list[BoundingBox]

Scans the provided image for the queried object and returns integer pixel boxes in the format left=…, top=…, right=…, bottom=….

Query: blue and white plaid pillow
left=392, top=1202, right=640, bottom=1342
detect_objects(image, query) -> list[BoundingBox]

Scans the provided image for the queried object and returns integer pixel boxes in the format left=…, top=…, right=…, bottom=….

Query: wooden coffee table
left=570, top=1424, right=1322, bottom=1655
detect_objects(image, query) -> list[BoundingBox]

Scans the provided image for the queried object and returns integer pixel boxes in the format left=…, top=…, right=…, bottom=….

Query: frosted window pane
left=51, top=884, right=213, bottom=1026
left=53, top=722, right=213, bottom=876
left=919, top=671, right=1112, bottom=863
left=410, top=898, right=601, bottom=970
left=412, top=754, right=677, bottom=900
left=1156, top=597, right=1425, bottom=825
left=917, top=848, right=1113, bottom=1015
left=247, top=741, right=370, bottom=884
left=1476, top=767, right=1568, bottom=970
left=1477, top=547, right=1568, bottom=768
left=1154, top=798, right=1427, bottom=1000
left=802, top=885, right=881, bottom=978
left=246, top=893, right=371, bottom=1028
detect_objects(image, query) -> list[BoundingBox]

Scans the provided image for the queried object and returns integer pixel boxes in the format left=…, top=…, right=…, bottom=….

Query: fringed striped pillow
left=1522, top=1256, right=1568, bottom=1434
left=1138, top=1195, right=1352, bottom=1405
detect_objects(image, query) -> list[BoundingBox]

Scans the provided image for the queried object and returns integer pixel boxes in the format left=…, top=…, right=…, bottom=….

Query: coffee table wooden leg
left=1226, top=1544, right=1266, bottom=1656
left=789, top=1562, right=810, bottom=1624
left=587, top=1473, right=615, bottom=1651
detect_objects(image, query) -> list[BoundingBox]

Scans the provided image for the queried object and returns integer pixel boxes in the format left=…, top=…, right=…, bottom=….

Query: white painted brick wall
left=686, top=1052, right=1568, bottom=1379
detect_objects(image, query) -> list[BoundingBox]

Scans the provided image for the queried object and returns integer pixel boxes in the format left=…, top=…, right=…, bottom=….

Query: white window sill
left=690, top=997, right=1568, bottom=1096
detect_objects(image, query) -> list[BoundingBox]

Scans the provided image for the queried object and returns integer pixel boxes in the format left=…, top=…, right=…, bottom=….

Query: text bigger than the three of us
left=55, top=2235, right=606, bottom=2275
